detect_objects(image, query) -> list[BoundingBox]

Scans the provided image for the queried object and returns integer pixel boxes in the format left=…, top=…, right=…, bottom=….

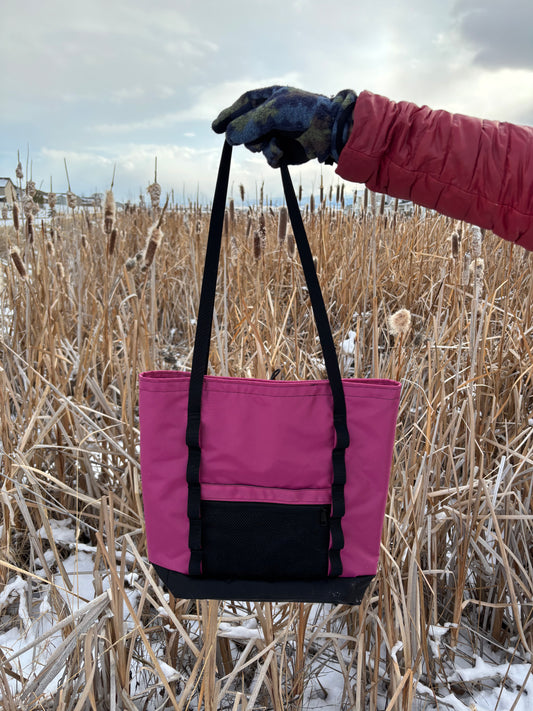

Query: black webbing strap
left=185, top=140, right=349, bottom=577
left=280, top=163, right=349, bottom=577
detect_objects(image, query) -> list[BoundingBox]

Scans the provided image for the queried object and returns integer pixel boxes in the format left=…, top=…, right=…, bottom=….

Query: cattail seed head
left=229, top=198, right=235, bottom=228
left=147, top=182, right=161, bottom=209
left=239, top=184, right=245, bottom=202
left=107, top=227, right=118, bottom=257
left=10, top=247, right=27, bottom=279
left=104, top=189, right=115, bottom=235
left=26, top=180, right=36, bottom=197
left=142, top=224, right=163, bottom=270
left=379, top=193, right=386, bottom=216
left=22, top=194, right=35, bottom=216
left=1, top=205, right=7, bottom=220
left=298, top=184, right=302, bottom=202
left=287, top=231, right=296, bottom=259
left=16, top=162, right=23, bottom=179
left=48, top=192, right=56, bottom=209
left=310, top=194, right=315, bottom=214
left=388, top=308, right=412, bottom=337
left=67, top=191, right=77, bottom=209
left=277, top=206, right=288, bottom=246
left=26, top=214, right=34, bottom=243
left=125, top=256, right=137, bottom=271
left=469, top=257, right=485, bottom=289
left=451, top=230, right=461, bottom=259
left=253, top=230, right=262, bottom=260
left=56, top=261, right=65, bottom=280
left=471, top=226, right=483, bottom=259
left=462, top=251, right=472, bottom=286
left=245, top=214, right=252, bottom=240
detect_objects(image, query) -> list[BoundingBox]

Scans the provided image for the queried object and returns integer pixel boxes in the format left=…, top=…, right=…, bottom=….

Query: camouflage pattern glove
left=212, top=86, right=357, bottom=167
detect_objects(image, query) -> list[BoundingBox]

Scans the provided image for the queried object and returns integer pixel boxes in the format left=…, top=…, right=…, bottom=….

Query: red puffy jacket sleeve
left=337, top=91, right=533, bottom=250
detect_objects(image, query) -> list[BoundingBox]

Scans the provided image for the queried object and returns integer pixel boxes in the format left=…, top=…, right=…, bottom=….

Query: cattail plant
left=239, top=184, right=245, bottom=202
left=26, top=214, right=34, bottom=243
left=462, top=251, right=472, bottom=286
left=26, top=180, right=36, bottom=198
left=107, top=228, right=118, bottom=258
left=471, top=226, right=483, bottom=258
left=253, top=230, right=262, bottom=260
left=22, top=193, right=35, bottom=216
left=287, top=231, right=296, bottom=259
left=310, top=194, right=315, bottom=214
left=470, top=257, right=485, bottom=301
left=451, top=230, right=461, bottom=260
left=277, top=206, right=288, bottom=246
left=147, top=181, right=161, bottom=210
left=229, top=198, right=235, bottom=231
left=1, top=204, right=7, bottom=221
left=10, top=247, right=27, bottom=279
left=15, top=161, right=23, bottom=179
left=142, top=225, right=162, bottom=271
left=389, top=308, right=412, bottom=380
left=12, top=202, right=19, bottom=232
left=103, top=190, right=116, bottom=235
left=67, top=191, right=77, bottom=209
left=258, top=212, right=266, bottom=250
left=388, top=308, right=412, bottom=338
left=142, top=195, right=169, bottom=271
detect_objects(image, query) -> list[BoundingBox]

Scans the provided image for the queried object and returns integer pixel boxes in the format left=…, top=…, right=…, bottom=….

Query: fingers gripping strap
left=186, top=141, right=349, bottom=578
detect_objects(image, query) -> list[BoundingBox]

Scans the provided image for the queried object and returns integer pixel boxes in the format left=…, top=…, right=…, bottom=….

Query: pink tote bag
left=140, top=142, right=401, bottom=603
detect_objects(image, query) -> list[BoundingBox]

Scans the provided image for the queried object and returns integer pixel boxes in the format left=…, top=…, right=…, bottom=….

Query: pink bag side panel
left=139, top=372, right=190, bottom=574
left=139, top=371, right=401, bottom=578
left=340, top=380, right=401, bottom=577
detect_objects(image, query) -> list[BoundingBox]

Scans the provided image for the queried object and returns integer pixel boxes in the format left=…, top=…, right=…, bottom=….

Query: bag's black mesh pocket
left=200, top=500, right=330, bottom=580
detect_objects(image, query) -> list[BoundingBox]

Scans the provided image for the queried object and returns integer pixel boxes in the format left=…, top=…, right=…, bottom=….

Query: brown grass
left=0, top=191, right=532, bottom=709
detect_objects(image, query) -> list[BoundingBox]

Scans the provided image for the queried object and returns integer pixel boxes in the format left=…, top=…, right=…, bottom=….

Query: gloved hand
left=212, top=86, right=357, bottom=168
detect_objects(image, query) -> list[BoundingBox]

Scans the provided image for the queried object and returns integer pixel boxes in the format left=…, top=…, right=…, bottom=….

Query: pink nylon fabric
left=139, top=371, right=401, bottom=577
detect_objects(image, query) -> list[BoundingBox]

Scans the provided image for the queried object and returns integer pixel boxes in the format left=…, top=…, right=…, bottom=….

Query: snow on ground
left=0, top=520, right=531, bottom=709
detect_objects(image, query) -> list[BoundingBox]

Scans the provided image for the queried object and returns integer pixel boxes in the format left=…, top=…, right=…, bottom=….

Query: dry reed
left=0, top=183, right=532, bottom=710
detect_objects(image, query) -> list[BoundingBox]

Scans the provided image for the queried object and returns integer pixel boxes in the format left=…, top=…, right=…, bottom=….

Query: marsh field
left=0, top=181, right=532, bottom=710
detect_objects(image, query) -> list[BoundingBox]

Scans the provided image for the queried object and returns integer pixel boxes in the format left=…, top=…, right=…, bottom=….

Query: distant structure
left=0, top=177, right=16, bottom=204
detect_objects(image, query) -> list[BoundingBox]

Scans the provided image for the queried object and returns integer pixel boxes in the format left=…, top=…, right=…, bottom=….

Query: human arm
left=337, top=91, right=533, bottom=250
left=213, top=86, right=533, bottom=249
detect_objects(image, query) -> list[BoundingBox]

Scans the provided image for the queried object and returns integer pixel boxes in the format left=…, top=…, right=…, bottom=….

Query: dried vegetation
left=0, top=181, right=532, bottom=709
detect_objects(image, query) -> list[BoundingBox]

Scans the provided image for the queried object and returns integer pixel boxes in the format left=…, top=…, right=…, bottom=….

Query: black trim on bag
left=154, top=564, right=373, bottom=605
left=185, top=141, right=350, bottom=579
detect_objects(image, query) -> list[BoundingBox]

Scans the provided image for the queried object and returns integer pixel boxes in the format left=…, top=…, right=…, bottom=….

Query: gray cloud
left=2, top=0, right=533, bottom=200
left=453, top=0, right=533, bottom=70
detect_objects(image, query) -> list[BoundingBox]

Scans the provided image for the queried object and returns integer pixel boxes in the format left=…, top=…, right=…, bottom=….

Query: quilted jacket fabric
left=337, top=91, right=533, bottom=250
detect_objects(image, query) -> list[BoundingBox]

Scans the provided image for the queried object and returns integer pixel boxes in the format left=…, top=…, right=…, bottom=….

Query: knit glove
left=212, top=86, right=357, bottom=167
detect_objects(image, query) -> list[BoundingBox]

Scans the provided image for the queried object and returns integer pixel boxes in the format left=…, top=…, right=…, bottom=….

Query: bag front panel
left=139, top=371, right=401, bottom=579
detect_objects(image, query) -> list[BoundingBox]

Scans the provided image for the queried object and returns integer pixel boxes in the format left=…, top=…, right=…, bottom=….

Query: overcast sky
left=2, top=0, right=533, bottom=203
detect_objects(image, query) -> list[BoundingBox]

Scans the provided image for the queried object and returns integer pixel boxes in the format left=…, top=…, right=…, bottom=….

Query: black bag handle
left=186, top=141, right=348, bottom=578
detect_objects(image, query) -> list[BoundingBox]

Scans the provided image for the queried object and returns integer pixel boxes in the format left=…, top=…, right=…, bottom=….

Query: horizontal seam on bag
left=200, top=482, right=330, bottom=490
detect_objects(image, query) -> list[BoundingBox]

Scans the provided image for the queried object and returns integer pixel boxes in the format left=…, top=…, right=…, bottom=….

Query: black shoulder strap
left=186, top=141, right=348, bottom=578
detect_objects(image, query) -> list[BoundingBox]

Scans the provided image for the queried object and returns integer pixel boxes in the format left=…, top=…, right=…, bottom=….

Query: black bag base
left=153, top=564, right=374, bottom=605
